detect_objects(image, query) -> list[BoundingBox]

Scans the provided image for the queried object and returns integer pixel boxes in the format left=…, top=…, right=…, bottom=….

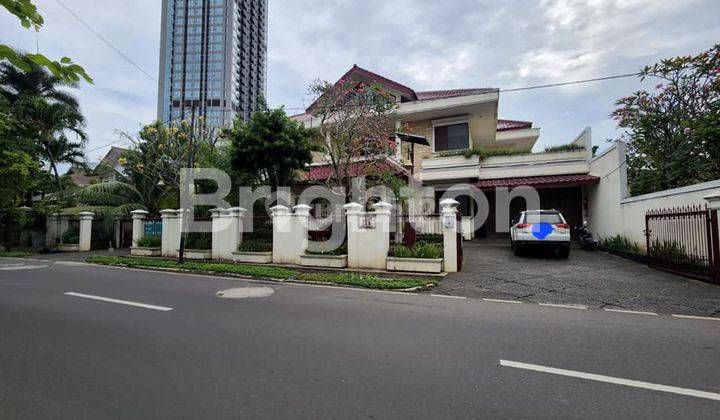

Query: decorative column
left=160, top=209, right=181, bottom=258
left=440, top=198, right=460, bottom=273
left=130, top=210, right=149, bottom=248
left=211, top=207, right=246, bottom=261
left=77, top=211, right=95, bottom=252
left=270, top=205, right=291, bottom=264
left=344, top=201, right=393, bottom=269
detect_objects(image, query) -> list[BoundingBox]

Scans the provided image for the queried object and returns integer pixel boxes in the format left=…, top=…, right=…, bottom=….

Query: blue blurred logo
left=532, top=223, right=554, bottom=240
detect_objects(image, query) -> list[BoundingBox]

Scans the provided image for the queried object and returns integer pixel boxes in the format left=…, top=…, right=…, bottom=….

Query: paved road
left=438, top=242, right=720, bottom=316
left=1, top=257, right=719, bottom=419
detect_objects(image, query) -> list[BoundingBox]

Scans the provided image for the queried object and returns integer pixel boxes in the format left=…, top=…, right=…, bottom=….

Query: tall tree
left=226, top=107, right=314, bottom=189
left=308, top=79, right=397, bottom=197
left=612, top=43, right=720, bottom=195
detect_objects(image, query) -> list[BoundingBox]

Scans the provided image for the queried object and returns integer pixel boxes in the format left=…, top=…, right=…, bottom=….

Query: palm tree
left=1, top=58, right=87, bottom=193
left=75, top=179, right=148, bottom=220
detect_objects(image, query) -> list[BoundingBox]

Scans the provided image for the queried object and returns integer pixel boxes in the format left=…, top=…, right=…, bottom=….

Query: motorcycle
left=574, top=222, right=598, bottom=251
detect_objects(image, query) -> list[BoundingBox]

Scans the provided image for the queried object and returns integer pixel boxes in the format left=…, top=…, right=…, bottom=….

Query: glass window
left=434, top=123, right=469, bottom=152
left=523, top=211, right=563, bottom=224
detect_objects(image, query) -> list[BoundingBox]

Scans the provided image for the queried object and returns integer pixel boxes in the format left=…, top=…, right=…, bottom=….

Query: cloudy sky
left=1, top=0, right=719, bottom=161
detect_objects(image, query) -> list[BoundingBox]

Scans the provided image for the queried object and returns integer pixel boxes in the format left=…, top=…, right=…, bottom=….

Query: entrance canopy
left=474, top=174, right=599, bottom=190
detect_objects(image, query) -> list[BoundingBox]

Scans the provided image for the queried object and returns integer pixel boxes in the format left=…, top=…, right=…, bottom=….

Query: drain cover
left=216, top=287, right=275, bottom=299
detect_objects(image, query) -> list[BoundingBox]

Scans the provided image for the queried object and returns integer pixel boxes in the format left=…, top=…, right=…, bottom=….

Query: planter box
left=232, top=251, right=273, bottom=264
left=300, top=254, right=348, bottom=268
left=386, top=257, right=444, bottom=273
left=57, top=243, right=79, bottom=252
left=131, top=247, right=161, bottom=257
left=181, top=249, right=212, bottom=260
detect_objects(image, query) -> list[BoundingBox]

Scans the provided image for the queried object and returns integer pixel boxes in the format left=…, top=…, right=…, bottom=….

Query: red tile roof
left=300, top=159, right=408, bottom=183
left=474, top=174, right=599, bottom=190
left=497, top=119, right=533, bottom=131
left=338, top=65, right=417, bottom=99
left=416, top=88, right=497, bottom=100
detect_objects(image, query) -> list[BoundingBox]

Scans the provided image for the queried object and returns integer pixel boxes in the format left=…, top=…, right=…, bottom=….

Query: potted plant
left=181, top=232, right=212, bottom=260
left=300, top=244, right=348, bottom=268
left=131, top=235, right=162, bottom=257
left=386, top=241, right=444, bottom=273
left=232, top=240, right=273, bottom=264
left=57, top=230, right=80, bottom=252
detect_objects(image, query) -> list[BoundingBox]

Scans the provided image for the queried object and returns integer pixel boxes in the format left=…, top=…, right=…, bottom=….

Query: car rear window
left=524, top=212, right=562, bottom=224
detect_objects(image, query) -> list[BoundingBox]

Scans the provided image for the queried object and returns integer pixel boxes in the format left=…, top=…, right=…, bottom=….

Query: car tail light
left=555, top=223, right=570, bottom=229
left=516, top=223, right=531, bottom=229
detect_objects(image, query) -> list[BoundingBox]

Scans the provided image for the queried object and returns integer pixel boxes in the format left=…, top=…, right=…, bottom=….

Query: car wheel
left=514, top=245, right=523, bottom=256
left=559, top=245, right=570, bottom=259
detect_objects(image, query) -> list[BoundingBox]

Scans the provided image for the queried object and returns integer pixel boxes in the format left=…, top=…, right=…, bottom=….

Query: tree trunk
left=42, top=141, right=62, bottom=193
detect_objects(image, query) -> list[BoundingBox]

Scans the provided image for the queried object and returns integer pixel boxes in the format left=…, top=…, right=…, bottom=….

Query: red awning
left=474, top=174, right=599, bottom=190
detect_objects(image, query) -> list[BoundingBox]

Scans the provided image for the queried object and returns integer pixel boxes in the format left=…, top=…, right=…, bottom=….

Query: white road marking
left=431, top=294, right=466, bottom=300
left=604, top=308, right=658, bottom=316
left=500, top=360, right=720, bottom=401
left=483, top=298, right=522, bottom=304
left=539, top=303, right=588, bottom=310
left=0, top=263, right=48, bottom=271
left=64, top=292, right=173, bottom=312
left=671, top=314, right=720, bottom=322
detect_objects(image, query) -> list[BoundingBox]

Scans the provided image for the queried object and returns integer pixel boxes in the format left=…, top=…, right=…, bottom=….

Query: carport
left=473, top=174, right=599, bottom=237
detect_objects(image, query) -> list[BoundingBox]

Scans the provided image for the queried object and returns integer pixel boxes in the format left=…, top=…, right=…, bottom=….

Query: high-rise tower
left=157, top=0, right=268, bottom=127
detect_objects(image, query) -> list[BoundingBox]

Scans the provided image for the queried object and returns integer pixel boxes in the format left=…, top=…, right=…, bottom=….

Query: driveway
left=436, top=240, right=720, bottom=317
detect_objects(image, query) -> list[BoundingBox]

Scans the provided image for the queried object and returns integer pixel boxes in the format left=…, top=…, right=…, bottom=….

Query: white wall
left=587, top=142, right=720, bottom=247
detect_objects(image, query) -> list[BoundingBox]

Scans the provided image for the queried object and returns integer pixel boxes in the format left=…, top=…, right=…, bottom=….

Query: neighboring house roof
left=337, top=65, right=418, bottom=100
left=497, top=119, right=533, bottom=132
left=474, top=174, right=599, bottom=190
left=415, top=88, right=497, bottom=100
left=299, top=158, right=409, bottom=183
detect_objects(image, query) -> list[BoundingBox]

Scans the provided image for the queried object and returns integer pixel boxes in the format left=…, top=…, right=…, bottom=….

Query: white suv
left=510, top=210, right=571, bottom=258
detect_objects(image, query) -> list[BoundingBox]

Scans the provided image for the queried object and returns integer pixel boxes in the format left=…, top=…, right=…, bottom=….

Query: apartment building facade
left=157, top=0, right=268, bottom=128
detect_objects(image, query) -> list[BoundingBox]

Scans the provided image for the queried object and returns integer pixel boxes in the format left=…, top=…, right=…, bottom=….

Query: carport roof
left=474, top=174, right=600, bottom=190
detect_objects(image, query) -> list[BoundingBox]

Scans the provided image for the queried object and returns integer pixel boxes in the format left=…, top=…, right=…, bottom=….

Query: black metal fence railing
left=645, top=205, right=720, bottom=284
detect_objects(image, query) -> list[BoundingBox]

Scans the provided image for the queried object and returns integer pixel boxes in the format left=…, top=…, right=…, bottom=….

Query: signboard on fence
left=360, top=215, right=376, bottom=229
left=144, top=220, right=162, bottom=237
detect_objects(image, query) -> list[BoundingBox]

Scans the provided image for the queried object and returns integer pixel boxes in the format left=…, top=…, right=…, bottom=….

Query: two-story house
left=293, top=65, right=599, bottom=238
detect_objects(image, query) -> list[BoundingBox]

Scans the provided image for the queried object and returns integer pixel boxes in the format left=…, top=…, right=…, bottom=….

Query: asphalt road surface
left=1, top=257, right=719, bottom=419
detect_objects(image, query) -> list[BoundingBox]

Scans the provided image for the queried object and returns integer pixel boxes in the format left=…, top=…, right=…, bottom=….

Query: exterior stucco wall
left=587, top=141, right=720, bottom=248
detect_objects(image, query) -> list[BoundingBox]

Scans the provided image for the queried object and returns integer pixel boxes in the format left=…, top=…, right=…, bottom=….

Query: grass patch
left=600, top=235, right=642, bottom=255
left=86, top=256, right=297, bottom=279
left=0, top=251, right=34, bottom=258
left=391, top=241, right=443, bottom=259
left=296, top=272, right=436, bottom=290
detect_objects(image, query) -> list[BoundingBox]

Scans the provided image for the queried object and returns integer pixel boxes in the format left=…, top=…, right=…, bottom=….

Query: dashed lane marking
left=64, top=292, right=173, bottom=312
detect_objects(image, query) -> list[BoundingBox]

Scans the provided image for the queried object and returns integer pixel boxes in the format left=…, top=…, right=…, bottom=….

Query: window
left=434, top=122, right=469, bottom=152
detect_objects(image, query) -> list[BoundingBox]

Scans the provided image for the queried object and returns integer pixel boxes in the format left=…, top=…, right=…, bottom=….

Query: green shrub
left=544, top=143, right=585, bottom=153
left=650, top=240, right=706, bottom=273
left=61, top=230, right=79, bottom=244
left=391, top=241, right=443, bottom=259
left=416, top=234, right=444, bottom=244
left=238, top=240, right=272, bottom=252
left=0, top=251, right=34, bottom=258
left=137, top=235, right=161, bottom=248
left=296, top=272, right=436, bottom=290
left=306, top=243, right=347, bottom=256
left=185, top=232, right=211, bottom=250
left=434, top=148, right=531, bottom=160
left=601, top=235, right=642, bottom=255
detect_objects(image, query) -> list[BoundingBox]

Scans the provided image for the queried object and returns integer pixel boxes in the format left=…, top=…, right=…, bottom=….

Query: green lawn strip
left=0, top=251, right=35, bottom=258
left=296, top=272, right=436, bottom=290
left=86, top=256, right=437, bottom=290
left=86, top=256, right=296, bottom=279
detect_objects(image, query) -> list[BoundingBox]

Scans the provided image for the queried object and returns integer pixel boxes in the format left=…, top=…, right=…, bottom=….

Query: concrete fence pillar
left=130, top=210, right=149, bottom=248
left=344, top=201, right=393, bottom=269
left=211, top=207, right=246, bottom=261
left=704, top=191, right=720, bottom=283
left=440, top=199, right=460, bottom=273
left=270, top=205, right=310, bottom=265
left=77, top=212, right=95, bottom=252
left=160, top=209, right=182, bottom=258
